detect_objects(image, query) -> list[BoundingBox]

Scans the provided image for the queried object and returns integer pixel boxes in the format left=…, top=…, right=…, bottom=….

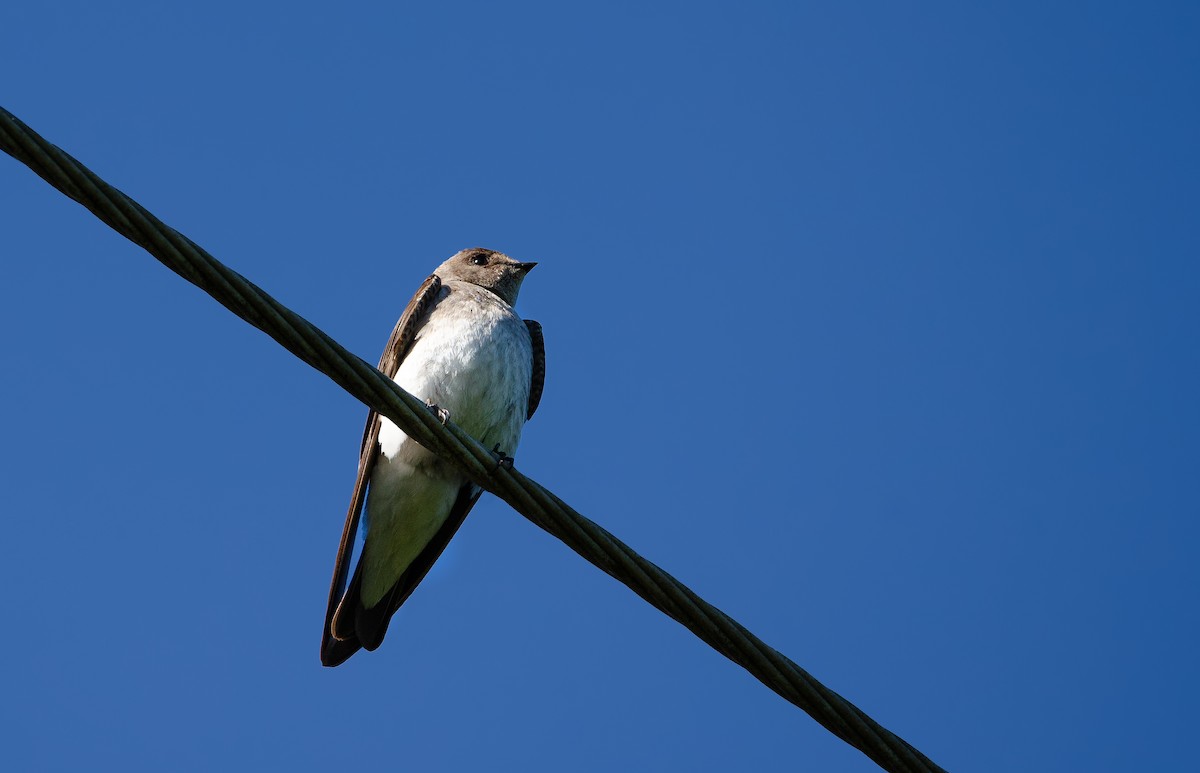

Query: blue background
left=2, top=3, right=1197, bottom=771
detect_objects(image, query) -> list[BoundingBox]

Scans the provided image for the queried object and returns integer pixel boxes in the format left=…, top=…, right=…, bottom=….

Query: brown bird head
left=436, top=247, right=536, bottom=307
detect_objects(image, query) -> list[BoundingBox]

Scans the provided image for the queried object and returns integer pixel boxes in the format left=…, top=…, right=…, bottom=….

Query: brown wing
left=320, top=274, right=442, bottom=667
left=525, top=319, right=545, bottom=420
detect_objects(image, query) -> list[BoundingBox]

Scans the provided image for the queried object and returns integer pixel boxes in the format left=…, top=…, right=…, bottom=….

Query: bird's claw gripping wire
left=491, top=443, right=515, bottom=470
left=425, top=400, right=450, bottom=425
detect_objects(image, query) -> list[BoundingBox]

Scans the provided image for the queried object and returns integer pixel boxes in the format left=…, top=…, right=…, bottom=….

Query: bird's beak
left=516, top=261, right=538, bottom=273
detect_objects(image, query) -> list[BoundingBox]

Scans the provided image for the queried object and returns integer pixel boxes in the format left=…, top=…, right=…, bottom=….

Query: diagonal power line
left=0, top=105, right=947, bottom=773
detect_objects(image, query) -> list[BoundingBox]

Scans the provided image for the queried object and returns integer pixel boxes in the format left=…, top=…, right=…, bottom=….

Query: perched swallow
left=321, top=248, right=544, bottom=666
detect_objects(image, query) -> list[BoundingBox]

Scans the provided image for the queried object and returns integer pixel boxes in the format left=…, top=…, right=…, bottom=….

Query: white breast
left=378, top=283, right=533, bottom=466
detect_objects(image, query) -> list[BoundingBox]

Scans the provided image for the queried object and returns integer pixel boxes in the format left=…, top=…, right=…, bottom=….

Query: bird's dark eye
left=470, top=253, right=489, bottom=266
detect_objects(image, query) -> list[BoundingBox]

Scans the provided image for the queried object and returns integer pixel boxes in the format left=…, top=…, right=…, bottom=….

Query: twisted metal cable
left=0, top=105, right=946, bottom=773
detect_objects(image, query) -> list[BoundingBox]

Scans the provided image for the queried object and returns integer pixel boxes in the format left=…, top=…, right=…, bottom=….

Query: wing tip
left=323, top=561, right=370, bottom=666
left=321, top=634, right=362, bottom=667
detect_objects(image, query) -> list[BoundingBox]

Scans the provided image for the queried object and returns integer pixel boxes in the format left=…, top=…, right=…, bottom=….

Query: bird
left=320, top=247, right=545, bottom=667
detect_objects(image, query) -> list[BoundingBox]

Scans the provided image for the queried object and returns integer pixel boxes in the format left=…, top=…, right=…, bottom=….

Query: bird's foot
left=491, top=443, right=514, bottom=470
left=425, top=400, right=450, bottom=425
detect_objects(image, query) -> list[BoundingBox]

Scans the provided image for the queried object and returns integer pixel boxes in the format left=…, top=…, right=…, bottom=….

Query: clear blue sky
left=2, top=3, right=1197, bottom=771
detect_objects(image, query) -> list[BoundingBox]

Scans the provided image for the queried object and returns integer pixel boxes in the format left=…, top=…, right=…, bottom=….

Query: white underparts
left=360, top=284, right=533, bottom=606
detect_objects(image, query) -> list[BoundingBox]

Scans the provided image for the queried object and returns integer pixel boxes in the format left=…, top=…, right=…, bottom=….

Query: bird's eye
left=470, top=254, right=489, bottom=266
